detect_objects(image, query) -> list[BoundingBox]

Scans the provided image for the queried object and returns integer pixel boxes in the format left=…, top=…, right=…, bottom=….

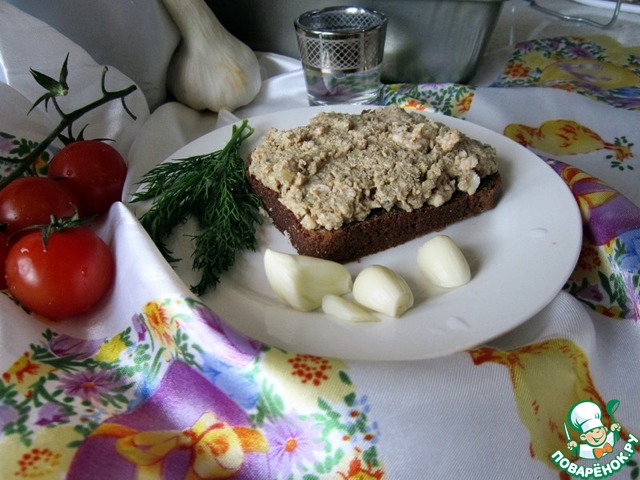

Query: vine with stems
left=0, top=54, right=138, bottom=190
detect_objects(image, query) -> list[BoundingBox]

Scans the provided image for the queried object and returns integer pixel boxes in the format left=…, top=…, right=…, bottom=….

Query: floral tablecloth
left=1, top=1, right=640, bottom=479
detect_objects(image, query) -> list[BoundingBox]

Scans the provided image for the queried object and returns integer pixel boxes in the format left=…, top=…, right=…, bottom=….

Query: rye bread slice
left=247, top=158, right=501, bottom=264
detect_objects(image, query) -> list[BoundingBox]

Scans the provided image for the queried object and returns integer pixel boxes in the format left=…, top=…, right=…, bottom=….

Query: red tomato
left=48, top=140, right=127, bottom=216
left=0, top=231, right=9, bottom=290
left=5, top=227, right=115, bottom=319
left=0, top=177, right=80, bottom=236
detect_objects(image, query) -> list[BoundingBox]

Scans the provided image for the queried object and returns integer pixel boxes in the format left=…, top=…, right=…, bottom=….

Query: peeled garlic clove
left=417, top=235, right=471, bottom=288
left=264, top=249, right=352, bottom=311
left=352, top=265, right=414, bottom=318
left=322, top=294, right=379, bottom=323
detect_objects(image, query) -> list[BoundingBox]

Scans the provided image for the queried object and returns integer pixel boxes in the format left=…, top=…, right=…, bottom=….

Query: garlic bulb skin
left=264, top=249, right=353, bottom=312
left=322, top=294, right=379, bottom=323
left=417, top=235, right=471, bottom=288
left=352, top=265, right=414, bottom=318
left=161, top=0, right=261, bottom=112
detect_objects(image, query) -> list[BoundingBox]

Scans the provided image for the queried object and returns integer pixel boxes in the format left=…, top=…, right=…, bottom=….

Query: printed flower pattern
left=338, top=456, right=385, bottom=480
left=58, top=369, right=127, bottom=404
left=382, top=83, right=475, bottom=117
left=0, top=424, right=79, bottom=479
left=262, top=413, right=323, bottom=478
left=139, top=300, right=180, bottom=358
left=0, top=298, right=385, bottom=479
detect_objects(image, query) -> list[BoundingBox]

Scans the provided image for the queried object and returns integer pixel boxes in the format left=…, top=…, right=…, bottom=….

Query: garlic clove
left=352, top=265, right=414, bottom=318
left=322, top=294, right=379, bottom=323
left=417, top=235, right=471, bottom=288
left=264, top=249, right=352, bottom=311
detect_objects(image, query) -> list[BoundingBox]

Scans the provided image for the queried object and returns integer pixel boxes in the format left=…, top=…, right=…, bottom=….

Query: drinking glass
left=295, top=6, right=387, bottom=105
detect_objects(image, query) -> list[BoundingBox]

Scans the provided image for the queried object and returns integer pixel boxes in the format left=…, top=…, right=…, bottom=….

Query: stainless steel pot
left=207, top=0, right=506, bottom=83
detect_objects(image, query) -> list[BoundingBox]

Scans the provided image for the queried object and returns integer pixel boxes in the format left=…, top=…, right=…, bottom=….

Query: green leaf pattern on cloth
left=0, top=132, right=52, bottom=177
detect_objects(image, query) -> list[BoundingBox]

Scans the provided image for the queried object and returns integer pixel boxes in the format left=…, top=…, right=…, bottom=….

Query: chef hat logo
left=569, top=400, right=605, bottom=434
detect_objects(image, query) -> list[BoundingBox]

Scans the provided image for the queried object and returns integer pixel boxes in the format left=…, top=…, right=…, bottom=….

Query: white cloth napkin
left=0, top=1, right=306, bottom=375
left=2, top=0, right=179, bottom=110
left=0, top=2, right=155, bottom=373
left=0, top=1, right=149, bottom=160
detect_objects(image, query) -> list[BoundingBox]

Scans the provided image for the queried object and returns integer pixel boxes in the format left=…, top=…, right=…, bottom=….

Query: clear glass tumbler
left=295, top=6, right=387, bottom=106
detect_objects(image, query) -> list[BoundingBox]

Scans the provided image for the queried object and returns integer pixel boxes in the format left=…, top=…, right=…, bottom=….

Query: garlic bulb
left=322, top=294, right=379, bottom=323
left=161, top=0, right=261, bottom=112
left=352, top=265, right=414, bottom=318
left=264, top=249, right=353, bottom=311
left=417, top=235, right=471, bottom=288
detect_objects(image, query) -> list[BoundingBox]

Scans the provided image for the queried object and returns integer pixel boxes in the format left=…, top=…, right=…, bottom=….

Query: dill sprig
left=131, top=120, right=262, bottom=295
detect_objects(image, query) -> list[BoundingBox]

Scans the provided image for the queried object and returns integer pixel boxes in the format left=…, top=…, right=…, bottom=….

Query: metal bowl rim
left=294, top=6, right=387, bottom=37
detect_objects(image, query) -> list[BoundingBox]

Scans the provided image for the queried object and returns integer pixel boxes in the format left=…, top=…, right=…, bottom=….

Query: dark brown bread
left=247, top=158, right=501, bottom=263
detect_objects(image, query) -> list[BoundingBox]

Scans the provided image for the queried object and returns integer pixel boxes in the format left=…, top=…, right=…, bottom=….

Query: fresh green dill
left=131, top=120, right=262, bottom=295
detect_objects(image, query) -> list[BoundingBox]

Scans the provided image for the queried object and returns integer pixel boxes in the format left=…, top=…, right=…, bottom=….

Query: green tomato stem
left=0, top=66, right=137, bottom=190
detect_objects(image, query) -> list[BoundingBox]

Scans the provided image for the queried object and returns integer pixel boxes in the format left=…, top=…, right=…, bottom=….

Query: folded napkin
left=2, top=0, right=179, bottom=110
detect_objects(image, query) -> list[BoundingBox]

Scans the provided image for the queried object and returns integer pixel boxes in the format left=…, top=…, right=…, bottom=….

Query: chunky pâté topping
left=248, top=105, right=498, bottom=231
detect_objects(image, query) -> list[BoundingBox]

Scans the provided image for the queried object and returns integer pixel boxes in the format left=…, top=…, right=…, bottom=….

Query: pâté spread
left=248, top=105, right=498, bottom=231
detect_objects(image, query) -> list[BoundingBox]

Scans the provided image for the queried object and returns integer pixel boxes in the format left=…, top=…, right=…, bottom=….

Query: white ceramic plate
left=167, top=105, right=582, bottom=361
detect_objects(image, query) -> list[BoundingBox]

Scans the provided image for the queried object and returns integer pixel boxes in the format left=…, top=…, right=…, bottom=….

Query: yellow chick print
left=470, top=339, right=638, bottom=475
left=535, top=58, right=640, bottom=91
left=89, top=412, right=269, bottom=479
left=503, top=119, right=633, bottom=161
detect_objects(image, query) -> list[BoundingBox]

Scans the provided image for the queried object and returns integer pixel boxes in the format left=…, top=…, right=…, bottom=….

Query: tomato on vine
left=0, top=230, right=9, bottom=290
left=48, top=140, right=128, bottom=216
left=5, top=217, right=115, bottom=319
left=0, top=176, right=80, bottom=236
